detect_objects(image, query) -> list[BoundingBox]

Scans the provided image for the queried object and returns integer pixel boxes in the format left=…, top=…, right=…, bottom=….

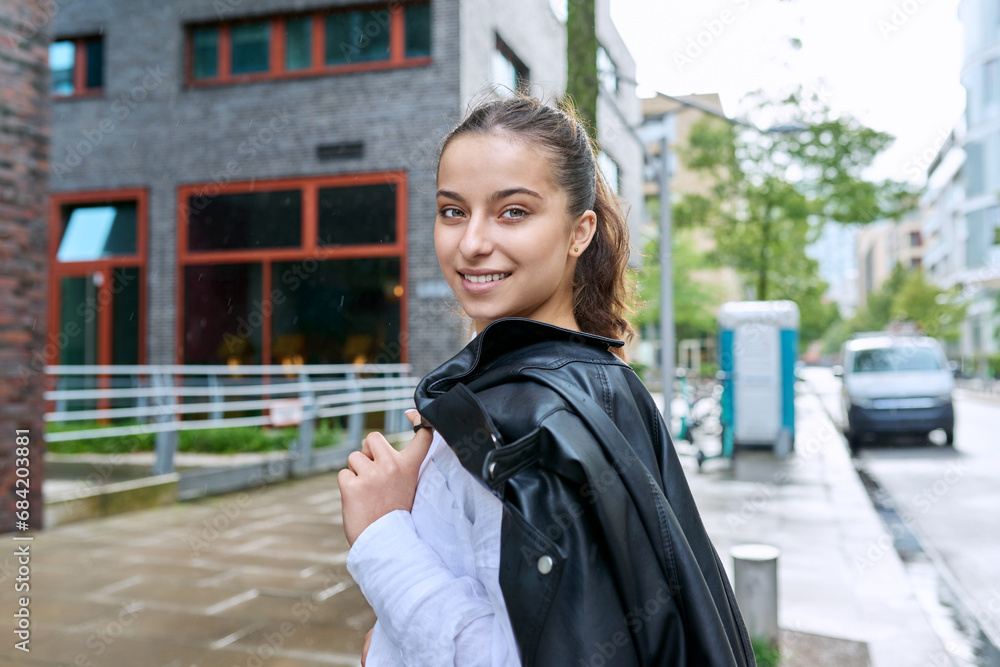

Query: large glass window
left=326, top=10, right=391, bottom=65
left=272, top=258, right=401, bottom=365
left=188, top=191, right=301, bottom=251
left=405, top=4, right=431, bottom=58
left=184, top=264, right=263, bottom=365
left=231, top=23, right=270, bottom=75
left=180, top=176, right=406, bottom=366
left=193, top=27, right=219, bottom=79
left=318, top=184, right=396, bottom=246
left=285, top=16, right=312, bottom=70
left=57, top=203, right=137, bottom=261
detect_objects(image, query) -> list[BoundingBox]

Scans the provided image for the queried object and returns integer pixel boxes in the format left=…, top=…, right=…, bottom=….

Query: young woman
left=337, top=96, right=754, bottom=666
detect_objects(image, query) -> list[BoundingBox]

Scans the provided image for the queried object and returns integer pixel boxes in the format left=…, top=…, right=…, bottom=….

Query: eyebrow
left=436, top=187, right=543, bottom=203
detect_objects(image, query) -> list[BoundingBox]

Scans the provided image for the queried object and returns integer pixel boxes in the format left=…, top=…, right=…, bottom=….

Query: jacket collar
left=417, top=317, right=624, bottom=399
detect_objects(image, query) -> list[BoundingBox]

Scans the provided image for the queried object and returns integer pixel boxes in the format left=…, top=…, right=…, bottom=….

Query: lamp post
left=635, top=90, right=806, bottom=426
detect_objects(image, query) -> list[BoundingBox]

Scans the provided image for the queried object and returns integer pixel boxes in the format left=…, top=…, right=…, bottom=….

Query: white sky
left=610, top=0, right=967, bottom=184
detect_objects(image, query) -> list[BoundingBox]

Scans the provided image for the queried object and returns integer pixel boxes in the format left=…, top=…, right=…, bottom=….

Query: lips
left=461, top=272, right=511, bottom=283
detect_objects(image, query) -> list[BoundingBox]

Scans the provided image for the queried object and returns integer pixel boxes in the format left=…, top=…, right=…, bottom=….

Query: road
left=800, top=366, right=1000, bottom=661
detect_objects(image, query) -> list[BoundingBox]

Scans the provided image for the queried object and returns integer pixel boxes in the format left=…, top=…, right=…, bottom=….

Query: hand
left=337, top=410, right=433, bottom=546
left=361, top=625, right=373, bottom=665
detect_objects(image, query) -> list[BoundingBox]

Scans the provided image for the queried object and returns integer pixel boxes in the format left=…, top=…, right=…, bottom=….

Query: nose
left=458, top=213, right=494, bottom=259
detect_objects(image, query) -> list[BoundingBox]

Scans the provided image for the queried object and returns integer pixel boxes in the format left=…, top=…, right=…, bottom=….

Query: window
left=193, top=27, right=219, bottom=78
left=326, top=9, right=390, bottom=65
left=492, top=36, right=529, bottom=95
left=178, top=174, right=407, bottom=366
left=50, top=36, right=103, bottom=96
left=285, top=16, right=312, bottom=70
left=231, top=23, right=270, bottom=74
left=187, top=4, right=430, bottom=85
left=598, top=46, right=618, bottom=93
left=909, top=231, right=922, bottom=247
left=49, top=190, right=148, bottom=368
left=318, top=184, right=396, bottom=245
left=405, top=4, right=431, bottom=58
left=188, top=191, right=302, bottom=251
left=57, top=203, right=137, bottom=261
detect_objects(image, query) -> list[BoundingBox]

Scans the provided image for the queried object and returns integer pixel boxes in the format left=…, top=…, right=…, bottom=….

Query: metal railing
left=44, top=364, right=417, bottom=484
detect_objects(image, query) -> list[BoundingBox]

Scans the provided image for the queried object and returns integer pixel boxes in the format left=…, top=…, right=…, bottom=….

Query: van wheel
left=945, top=429, right=954, bottom=446
left=848, top=433, right=862, bottom=456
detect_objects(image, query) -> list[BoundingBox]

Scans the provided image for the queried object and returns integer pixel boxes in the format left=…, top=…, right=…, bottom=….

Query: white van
left=836, top=334, right=955, bottom=452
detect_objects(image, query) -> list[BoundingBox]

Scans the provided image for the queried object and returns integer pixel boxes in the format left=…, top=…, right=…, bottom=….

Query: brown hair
left=438, top=95, right=636, bottom=354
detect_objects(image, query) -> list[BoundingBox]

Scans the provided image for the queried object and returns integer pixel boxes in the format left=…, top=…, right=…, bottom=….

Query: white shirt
left=346, top=430, right=521, bottom=666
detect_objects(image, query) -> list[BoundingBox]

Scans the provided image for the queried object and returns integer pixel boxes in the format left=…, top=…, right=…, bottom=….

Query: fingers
left=405, top=409, right=421, bottom=426
left=363, top=431, right=395, bottom=460
left=346, top=450, right=371, bottom=475
left=399, top=424, right=433, bottom=468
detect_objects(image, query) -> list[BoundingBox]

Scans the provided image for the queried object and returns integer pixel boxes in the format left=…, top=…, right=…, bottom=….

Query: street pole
left=659, top=131, right=674, bottom=427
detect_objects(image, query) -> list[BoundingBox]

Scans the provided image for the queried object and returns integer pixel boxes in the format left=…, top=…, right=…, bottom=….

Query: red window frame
left=51, top=36, right=104, bottom=99
left=175, top=172, right=409, bottom=365
left=185, top=3, right=431, bottom=87
left=48, top=189, right=149, bottom=368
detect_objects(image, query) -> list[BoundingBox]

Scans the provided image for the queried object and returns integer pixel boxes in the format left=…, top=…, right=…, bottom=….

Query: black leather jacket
left=416, top=318, right=755, bottom=667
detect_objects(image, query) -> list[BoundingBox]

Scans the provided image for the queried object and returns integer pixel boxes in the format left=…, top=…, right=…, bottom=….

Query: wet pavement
left=1, top=475, right=371, bottom=666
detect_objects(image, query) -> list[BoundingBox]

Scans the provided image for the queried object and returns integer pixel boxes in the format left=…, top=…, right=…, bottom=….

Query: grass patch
left=752, top=637, right=780, bottom=667
left=46, top=420, right=343, bottom=455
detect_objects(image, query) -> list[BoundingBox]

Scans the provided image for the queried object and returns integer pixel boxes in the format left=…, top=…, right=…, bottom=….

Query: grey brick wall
left=51, top=0, right=469, bottom=376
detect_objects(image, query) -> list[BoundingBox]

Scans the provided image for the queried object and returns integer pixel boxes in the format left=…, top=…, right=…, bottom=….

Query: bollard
left=731, top=543, right=780, bottom=647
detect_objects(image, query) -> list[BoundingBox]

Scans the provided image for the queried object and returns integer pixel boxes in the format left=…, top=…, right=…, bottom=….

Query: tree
left=674, top=88, right=919, bottom=339
left=634, top=222, right=722, bottom=342
left=565, top=0, right=597, bottom=137
left=839, top=264, right=967, bottom=343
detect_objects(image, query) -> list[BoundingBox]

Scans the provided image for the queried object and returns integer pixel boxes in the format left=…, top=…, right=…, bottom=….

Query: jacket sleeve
left=347, top=509, right=518, bottom=667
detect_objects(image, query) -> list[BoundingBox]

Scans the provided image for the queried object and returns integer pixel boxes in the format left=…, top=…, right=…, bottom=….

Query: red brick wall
left=0, top=1, right=51, bottom=532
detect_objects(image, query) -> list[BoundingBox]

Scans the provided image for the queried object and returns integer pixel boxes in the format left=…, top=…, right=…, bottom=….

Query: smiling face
left=435, top=133, right=597, bottom=333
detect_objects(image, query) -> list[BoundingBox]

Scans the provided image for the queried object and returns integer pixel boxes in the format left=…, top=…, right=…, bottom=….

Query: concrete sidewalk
left=1, top=475, right=370, bottom=666
left=2, top=382, right=949, bottom=666
left=680, top=382, right=949, bottom=666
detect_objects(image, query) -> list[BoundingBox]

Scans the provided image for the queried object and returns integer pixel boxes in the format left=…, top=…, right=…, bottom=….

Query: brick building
left=1, top=0, right=50, bottom=531
left=47, top=0, right=642, bottom=379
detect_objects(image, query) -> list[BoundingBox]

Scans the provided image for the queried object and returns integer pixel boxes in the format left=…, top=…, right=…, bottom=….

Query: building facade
left=48, top=0, right=642, bottom=378
left=854, top=215, right=925, bottom=310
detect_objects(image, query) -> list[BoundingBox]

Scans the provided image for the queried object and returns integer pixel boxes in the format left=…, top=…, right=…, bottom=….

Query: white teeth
left=463, top=273, right=510, bottom=283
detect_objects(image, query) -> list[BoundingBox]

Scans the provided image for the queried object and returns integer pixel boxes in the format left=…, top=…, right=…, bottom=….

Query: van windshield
left=852, top=347, right=942, bottom=373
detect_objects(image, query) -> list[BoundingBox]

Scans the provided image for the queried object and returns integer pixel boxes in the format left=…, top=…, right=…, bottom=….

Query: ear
left=569, top=210, right=598, bottom=258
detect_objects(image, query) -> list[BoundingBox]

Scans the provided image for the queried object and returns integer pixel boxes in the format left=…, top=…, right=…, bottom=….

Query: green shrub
left=46, top=419, right=343, bottom=455
left=752, top=637, right=780, bottom=667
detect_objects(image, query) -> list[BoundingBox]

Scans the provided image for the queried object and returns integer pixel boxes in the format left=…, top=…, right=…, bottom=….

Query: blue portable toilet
left=718, top=301, right=799, bottom=456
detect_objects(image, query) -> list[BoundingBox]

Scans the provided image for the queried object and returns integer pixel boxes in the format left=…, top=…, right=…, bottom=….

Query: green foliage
left=829, top=265, right=968, bottom=349
left=46, top=420, right=343, bottom=455
left=674, top=86, right=919, bottom=347
left=633, top=223, right=722, bottom=341
left=565, top=0, right=597, bottom=138
left=752, top=637, right=781, bottom=667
